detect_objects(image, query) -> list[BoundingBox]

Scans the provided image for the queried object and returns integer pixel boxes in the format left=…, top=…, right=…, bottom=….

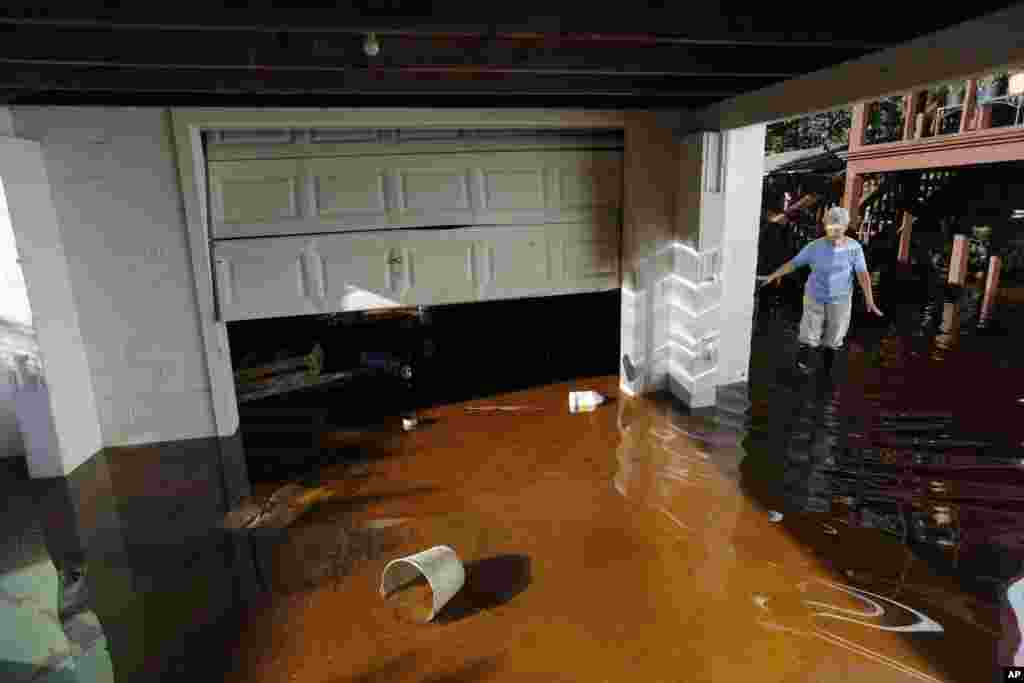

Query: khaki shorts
left=798, top=293, right=852, bottom=349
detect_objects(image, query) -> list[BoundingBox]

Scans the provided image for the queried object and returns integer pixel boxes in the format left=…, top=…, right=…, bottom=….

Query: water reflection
left=612, top=390, right=969, bottom=682
left=612, top=272, right=1024, bottom=679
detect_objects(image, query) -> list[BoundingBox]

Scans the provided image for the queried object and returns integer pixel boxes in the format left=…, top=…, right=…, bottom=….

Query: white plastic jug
left=569, top=390, right=606, bottom=413
left=380, top=545, right=465, bottom=622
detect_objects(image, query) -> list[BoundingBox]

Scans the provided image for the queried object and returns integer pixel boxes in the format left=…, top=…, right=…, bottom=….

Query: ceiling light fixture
left=364, top=32, right=380, bottom=57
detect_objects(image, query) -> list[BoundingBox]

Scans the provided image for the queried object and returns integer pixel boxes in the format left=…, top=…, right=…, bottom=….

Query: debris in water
left=358, top=518, right=412, bottom=530
left=380, top=545, right=465, bottom=623
left=221, top=483, right=336, bottom=532
left=569, top=391, right=606, bottom=413
left=465, top=406, right=543, bottom=413
left=235, top=344, right=324, bottom=383
left=768, top=511, right=784, bottom=523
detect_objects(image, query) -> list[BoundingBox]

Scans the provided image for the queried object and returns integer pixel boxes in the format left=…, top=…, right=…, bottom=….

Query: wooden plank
left=846, top=125, right=1024, bottom=173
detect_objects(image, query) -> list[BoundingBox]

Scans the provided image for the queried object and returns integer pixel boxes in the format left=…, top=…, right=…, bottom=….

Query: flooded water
left=205, top=276, right=1024, bottom=682
left=8, top=276, right=1024, bottom=682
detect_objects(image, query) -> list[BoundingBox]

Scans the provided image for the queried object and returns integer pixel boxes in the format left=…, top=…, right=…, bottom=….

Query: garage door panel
left=479, top=167, right=547, bottom=211
left=316, top=235, right=405, bottom=305
left=310, top=166, right=389, bottom=219
left=208, top=143, right=621, bottom=320
left=210, top=149, right=622, bottom=238
left=209, top=159, right=307, bottom=239
left=215, top=234, right=412, bottom=321
left=214, top=238, right=324, bottom=321
left=466, top=226, right=552, bottom=299
left=213, top=218, right=619, bottom=320
left=401, top=235, right=479, bottom=306
left=219, top=177, right=299, bottom=223
left=397, top=169, right=472, bottom=212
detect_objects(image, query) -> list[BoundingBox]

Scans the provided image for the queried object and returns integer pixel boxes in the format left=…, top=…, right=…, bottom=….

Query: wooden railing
left=857, top=72, right=1024, bottom=147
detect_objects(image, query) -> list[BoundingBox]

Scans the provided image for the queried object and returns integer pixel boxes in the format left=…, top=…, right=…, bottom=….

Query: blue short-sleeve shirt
left=792, top=238, right=867, bottom=304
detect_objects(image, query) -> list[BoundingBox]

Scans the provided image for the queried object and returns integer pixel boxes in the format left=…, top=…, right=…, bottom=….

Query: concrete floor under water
left=218, top=279, right=1024, bottom=683
left=10, top=276, right=1024, bottom=682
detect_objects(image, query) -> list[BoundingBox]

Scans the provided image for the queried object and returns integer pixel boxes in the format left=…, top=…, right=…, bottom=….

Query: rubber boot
left=821, top=347, right=838, bottom=380
left=821, top=347, right=836, bottom=374
left=795, top=345, right=814, bottom=373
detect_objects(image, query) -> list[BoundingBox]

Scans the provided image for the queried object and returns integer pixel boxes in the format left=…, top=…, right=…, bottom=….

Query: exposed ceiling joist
left=0, top=3, right=1017, bottom=108
left=0, top=25, right=876, bottom=78
left=0, top=62, right=759, bottom=97
left=0, top=9, right=901, bottom=48
left=0, top=90, right=692, bottom=109
left=0, top=4, right=1012, bottom=47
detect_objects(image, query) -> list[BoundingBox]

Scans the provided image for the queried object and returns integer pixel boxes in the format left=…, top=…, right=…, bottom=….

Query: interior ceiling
left=0, top=3, right=1018, bottom=109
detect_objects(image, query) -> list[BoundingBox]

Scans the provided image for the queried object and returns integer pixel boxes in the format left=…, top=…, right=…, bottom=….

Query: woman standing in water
left=758, top=206, right=884, bottom=375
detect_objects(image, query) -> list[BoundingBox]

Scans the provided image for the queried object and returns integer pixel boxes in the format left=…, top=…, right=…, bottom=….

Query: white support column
left=717, top=124, right=768, bottom=388
left=640, top=125, right=766, bottom=411
left=0, top=137, right=103, bottom=477
left=664, top=131, right=726, bottom=409
left=620, top=113, right=677, bottom=397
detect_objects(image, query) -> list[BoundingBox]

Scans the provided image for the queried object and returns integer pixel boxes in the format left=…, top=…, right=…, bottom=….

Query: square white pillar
left=717, top=124, right=767, bottom=388
left=0, top=137, right=103, bottom=477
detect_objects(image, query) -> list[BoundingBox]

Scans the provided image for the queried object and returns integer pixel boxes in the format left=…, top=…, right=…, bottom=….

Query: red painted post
left=898, top=213, right=914, bottom=263
left=935, top=300, right=961, bottom=351
left=977, top=103, right=994, bottom=130
left=903, top=91, right=922, bottom=141
left=849, top=102, right=867, bottom=151
left=960, top=79, right=978, bottom=133
left=948, top=235, right=970, bottom=285
left=981, top=255, right=1003, bottom=322
left=843, top=172, right=864, bottom=235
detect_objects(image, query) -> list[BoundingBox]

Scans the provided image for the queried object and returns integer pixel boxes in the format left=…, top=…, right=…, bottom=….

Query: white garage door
left=206, top=128, right=623, bottom=322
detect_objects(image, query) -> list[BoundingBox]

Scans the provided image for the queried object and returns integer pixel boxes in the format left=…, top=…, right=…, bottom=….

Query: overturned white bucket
left=380, top=545, right=465, bottom=623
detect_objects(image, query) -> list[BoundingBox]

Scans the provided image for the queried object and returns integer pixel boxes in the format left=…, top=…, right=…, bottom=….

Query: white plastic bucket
left=380, top=545, right=465, bottom=622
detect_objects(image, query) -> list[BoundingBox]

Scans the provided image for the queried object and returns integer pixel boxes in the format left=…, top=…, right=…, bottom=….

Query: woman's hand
left=867, top=302, right=884, bottom=316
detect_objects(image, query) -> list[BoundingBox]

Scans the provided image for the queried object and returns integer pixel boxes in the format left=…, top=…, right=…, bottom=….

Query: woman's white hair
left=825, top=206, right=850, bottom=227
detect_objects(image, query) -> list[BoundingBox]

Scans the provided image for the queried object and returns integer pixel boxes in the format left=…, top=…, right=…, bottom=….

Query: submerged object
left=221, top=483, right=336, bottom=532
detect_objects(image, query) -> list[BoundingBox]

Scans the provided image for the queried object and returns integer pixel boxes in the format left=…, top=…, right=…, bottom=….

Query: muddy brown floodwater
left=219, top=280, right=1024, bottom=683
